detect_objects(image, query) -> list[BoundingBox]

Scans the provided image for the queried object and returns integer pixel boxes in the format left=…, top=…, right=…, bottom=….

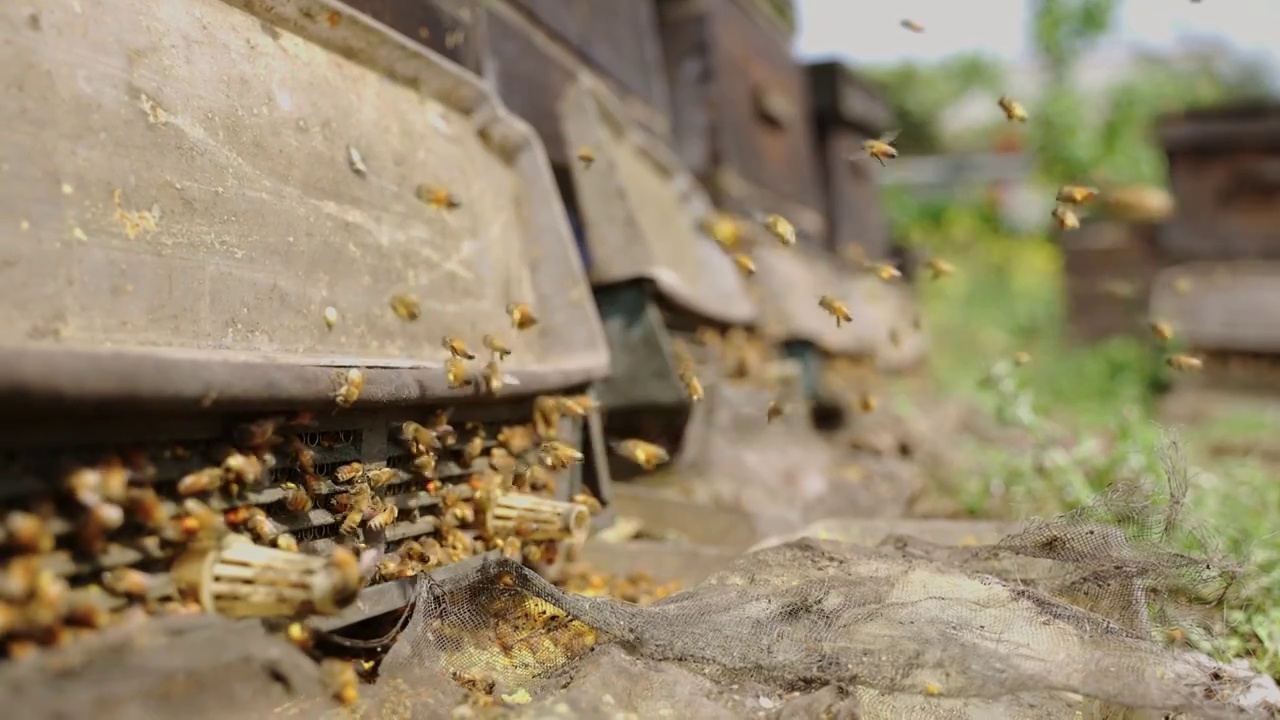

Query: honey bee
left=871, top=263, right=902, bottom=281
left=731, top=252, right=756, bottom=276
left=127, top=488, right=173, bottom=533
left=65, top=467, right=104, bottom=507
left=289, top=437, right=317, bottom=476
left=245, top=508, right=281, bottom=543
left=335, top=462, right=365, bottom=484
left=102, top=568, right=155, bottom=599
left=365, top=467, right=403, bottom=489
left=375, top=556, right=416, bottom=582
left=498, top=425, right=536, bottom=456
left=705, top=213, right=741, bottom=251
left=446, top=357, right=472, bottom=389
left=328, top=545, right=364, bottom=594
left=400, top=422, right=442, bottom=456
left=79, top=502, right=125, bottom=553
left=221, top=452, right=266, bottom=488
left=98, top=456, right=131, bottom=504
left=179, top=498, right=226, bottom=539
left=766, top=400, right=784, bottom=424
left=501, top=536, right=523, bottom=561
left=282, top=483, right=313, bottom=513
left=679, top=368, right=704, bottom=403
left=861, top=130, right=900, bottom=167
left=4, top=511, right=53, bottom=553
left=323, top=305, right=339, bottom=330
left=558, top=394, right=598, bottom=417
left=819, top=295, right=852, bottom=327
left=177, top=467, right=225, bottom=496
left=539, top=441, right=584, bottom=470
left=926, top=258, right=955, bottom=280
left=483, top=334, right=512, bottom=360
left=462, top=435, right=487, bottom=466
left=413, top=451, right=439, bottom=477
left=1167, top=354, right=1203, bottom=372
left=694, top=326, right=722, bottom=349
left=367, top=502, right=399, bottom=532
left=760, top=213, right=797, bottom=246
left=1012, top=351, right=1032, bottom=366
left=571, top=493, right=604, bottom=515
left=506, top=302, right=538, bottom=331
left=332, top=483, right=372, bottom=515
left=285, top=622, right=313, bottom=651
left=576, top=146, right=595, bottom=169
left=484, top=358, right=504, bottom=395
left=321, top=658, right=360, bottom=707
left=64, top=595, right=110, bottom=629
left=997, top=95, right=1028, bottom=123
left=334, top=367, right=365, bottom=407
left=416, top=184, right=461, bottom=210
left=1149, top=320, right=1174, bottom=341
left=390, top=294, right=422, bottom=321
left=858, top=393, right=878, bottom=413
left=1051, top=204, right=1080, bottom=230
left=900, top=18, right=925, bottom=33
left=442, top=336, right=475, bottom=360
left=276, top=533, right=299, bottom=552
left=611, top=439, right=670, bottom=471
left=1056, top=185, right=1100, bottom=205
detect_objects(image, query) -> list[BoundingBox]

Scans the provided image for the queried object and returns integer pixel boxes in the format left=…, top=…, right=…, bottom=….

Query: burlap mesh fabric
left=339, top=450, right=1280, bottom=720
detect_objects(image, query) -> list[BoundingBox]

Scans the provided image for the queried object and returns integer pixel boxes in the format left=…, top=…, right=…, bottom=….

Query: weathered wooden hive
left=1062, top=220, right=1168, bottom=344
left=0, top=0, right=614, bottom=660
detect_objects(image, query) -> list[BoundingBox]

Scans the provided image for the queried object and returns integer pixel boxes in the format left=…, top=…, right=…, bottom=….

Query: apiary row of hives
left=0, top=0, right=920, bottom=691
left=1061, top=104, right=1280, bottom=398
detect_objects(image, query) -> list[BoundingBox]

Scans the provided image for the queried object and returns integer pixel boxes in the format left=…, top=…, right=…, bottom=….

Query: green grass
left=896, top=207, right=1280, bottom=677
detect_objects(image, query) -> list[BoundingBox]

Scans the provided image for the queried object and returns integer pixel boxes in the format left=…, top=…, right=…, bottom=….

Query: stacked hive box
left=1152, top=104, right=1280, bottom=403
left=1062, top=221, right=1168, bottom=344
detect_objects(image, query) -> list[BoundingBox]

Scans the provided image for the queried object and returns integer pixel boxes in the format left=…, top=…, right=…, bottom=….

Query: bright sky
left=795, top=0, right=1280, bottom=70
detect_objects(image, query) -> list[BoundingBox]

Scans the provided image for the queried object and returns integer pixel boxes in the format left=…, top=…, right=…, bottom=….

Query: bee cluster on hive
left=0, top=397, right=608, bottom=661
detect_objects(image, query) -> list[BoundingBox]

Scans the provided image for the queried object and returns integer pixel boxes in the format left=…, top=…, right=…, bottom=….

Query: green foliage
left=1030, top=0, right=1120, bottom=83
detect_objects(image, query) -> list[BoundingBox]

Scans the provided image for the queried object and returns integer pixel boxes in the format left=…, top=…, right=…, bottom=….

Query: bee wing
left=879, top=129, right=901, bottom=144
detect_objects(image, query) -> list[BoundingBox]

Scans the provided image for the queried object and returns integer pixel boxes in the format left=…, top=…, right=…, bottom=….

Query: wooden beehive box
left=657, top=0, right=827, bottom=246
left=1061, top=220, right=1168, bottom=344
left=1158, top=103, right=1280, bottom=262
left=806, top=61, right=894, bottom=261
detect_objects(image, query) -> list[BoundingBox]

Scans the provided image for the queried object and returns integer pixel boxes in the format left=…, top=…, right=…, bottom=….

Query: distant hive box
left=1157, top=103, right=1280, bottom=262
left=806, top=61, right=895, bottom=262
left=1061, top=220, right=1168, bottom=344
left=657, top=0, right=827, bottom=247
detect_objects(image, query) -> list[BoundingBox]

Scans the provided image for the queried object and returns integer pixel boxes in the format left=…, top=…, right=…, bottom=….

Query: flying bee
left=416, top=184, right=461, bottom=210
left=1167, top=354, right=1203, bottom=372
left=926, top=258, right=955, bottom=280
left=576, top=146, right=595, bottom=169
left=245, top=508, right=281, bottom=544
left=367, top=502, right=398, bottom=532
left=731, top=252, right=756, bottom=276
left=221, top=452, right=266, bottom=488
left=323, top=305, right=339, bottom=330
left=389, top=294, right=421, bottom=321
left=442, top=336, right=475, bottom=360
left=285, top=622, right=313, bottom=651
left=818, top=295, right=852, bottom=328
left=766, top=400, right=785, bottom=424
left=997, top=95, right=1028, bottom=123
left=1051, top=204, right=1080, bottom=231
left=483, top=334, right=512, bottom=360
left=1012, top=351, right=1032, bottom=366
left=413, top=452, right=438, bottom=476
left=399, top=422, right=441, bottom=456
left=176, top=467, right=225, bottom=496
left=679, top=368, right=704, bottom=402
left=334, top=367, right=365, bottom=408
left=558, top=394, right=598, bottom=417
left=3, top=511, right=53, bottom=553
left=498, top=425, right=536, bottom=456
left=1149, top=320, right=1174, bottom=341
left=759, top=213, right=797, bottom=246
left=571, top=492, right=603, bottom=515
left=276, top=533, right=299, bottom=552
left=484, top=358, right=504, bottom=396
left=445, top=357, right=472, bottom=389
left=1056, top=185, right=1099, bottom=205
left=506, top=302, right=538, bottom=331
left=871, top=263, right=902, bottom=281
left=281, top=483, right=313, bottom=513
left=900, top=18, right=925, bottom=33
left=321, top=658, right=360, bottom=707
left=704, top=213, right=741, bottom=251
left=334, top=462, right=365, bottom=484
left=539, top=441, right=584, bottom=470
left=860, top=130, right=900, bottom=167
left=611, top=439, right=670, bottom=471
left=858, top=393, right=878, bottom=413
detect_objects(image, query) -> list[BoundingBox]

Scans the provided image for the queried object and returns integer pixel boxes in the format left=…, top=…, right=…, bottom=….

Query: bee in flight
left=1056, top=185, right=1099, bottom=205
left=610, top=439, right=670, bottom=471
left=757, top=212, right=797, bottom=247
left=859, top=130, right=901, bottom=167
left=576, top=147, right=595, bottom=169
left=900, top=19, right=925, bottom=33
left=819, top=295, right=852, bottom=328
left=926, top=258, right=955, bottom=280
left=1051, top=204, right=1080, bottom=231
left=997, top=95, right=1028, bottom=123
left=731, top=252, right=756, bottom=277
left=1166, top=354, right=1203, bottom=372
left=1149, top=320, right=1174, bottom=342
